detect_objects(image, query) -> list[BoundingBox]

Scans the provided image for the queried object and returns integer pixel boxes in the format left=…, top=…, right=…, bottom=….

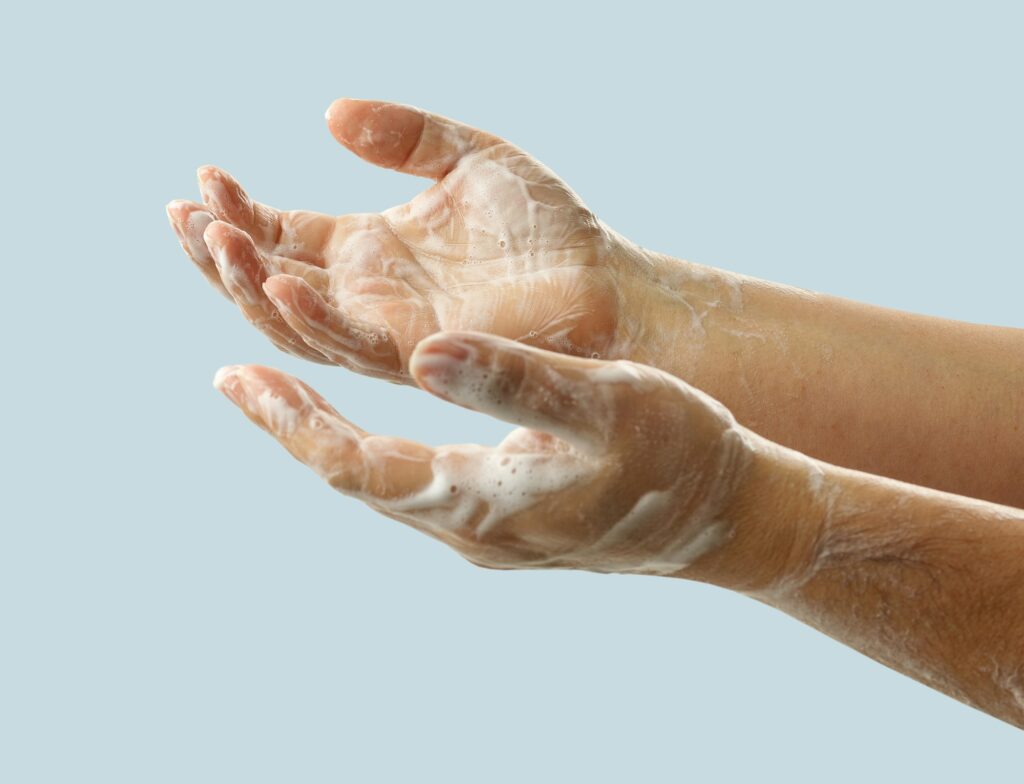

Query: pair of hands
left=167, top=98, right=762, bottom=579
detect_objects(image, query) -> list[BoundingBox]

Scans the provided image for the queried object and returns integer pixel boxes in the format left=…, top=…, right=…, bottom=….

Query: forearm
left=610, top=236, right=1024, bottom=508
left=691, top=432, right=1024, bottom=728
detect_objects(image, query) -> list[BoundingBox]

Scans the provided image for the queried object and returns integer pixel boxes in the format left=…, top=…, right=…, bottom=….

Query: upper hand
left=168, top=98, right=644, bottom=383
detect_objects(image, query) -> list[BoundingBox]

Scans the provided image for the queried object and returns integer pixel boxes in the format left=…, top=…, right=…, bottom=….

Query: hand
left=167, top=98, right=658, bottom=383
left=213, top=332, right=755, bottom=576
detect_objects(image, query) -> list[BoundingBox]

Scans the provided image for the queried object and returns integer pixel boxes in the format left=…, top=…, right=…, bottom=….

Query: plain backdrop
left=2, top=1, right=1022, bottom=781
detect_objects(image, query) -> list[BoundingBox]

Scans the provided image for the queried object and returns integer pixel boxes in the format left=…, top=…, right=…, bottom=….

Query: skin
left=214, top=332, right=753, bottom=575
left=214, top=332, right=1024, bottom=728
left=169, top=98, right=1024, bottom=727
left=166, top=98, right=1024, bottom=508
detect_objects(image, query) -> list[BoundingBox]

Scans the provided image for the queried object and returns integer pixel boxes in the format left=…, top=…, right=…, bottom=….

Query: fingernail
left=419, top=337, right=470, bottom=362
left=262, top=279, right=291, bottom=310
left=166, top=202, right=186, bottom=240
left=197, top=169, right=227, bottom=210
left=184, top=211, right=214, bottom=259
left=409, top=338, right=473, bottom=396
left=325, top=97, right=350, bottom=122
left=203, top=222, right=226, bottom=261
left=213, top=365, right=246, bottom=405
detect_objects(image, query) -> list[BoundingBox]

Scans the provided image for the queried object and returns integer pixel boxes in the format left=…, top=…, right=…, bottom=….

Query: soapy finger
left=197, top=165, right=336, bottom=264
left=203, top=221, right=331, bottom=364
left=410, top=331, right=615, bottom=451
left=166, top=199, right=232, bottom=300
left=213, top=364, right=434, bottom=501
left=263, top=274, right=403, bottom=381
left=325, top=97, right=504, bottom=181
left=213, top=364, right=597, bottom=560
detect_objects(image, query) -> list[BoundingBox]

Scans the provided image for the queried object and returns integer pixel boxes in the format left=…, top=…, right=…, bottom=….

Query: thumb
left=409, top=331, right=615, bottom=452
left=325, top=98, right=502, bottom=180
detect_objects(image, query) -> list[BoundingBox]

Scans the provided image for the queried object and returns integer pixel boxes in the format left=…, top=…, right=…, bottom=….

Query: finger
left=213, top=364, right=591, bottom=560
left=409, top=331, right=611, bottom=451
left=263, top=274, right=402, bottom=380
left=166, top=199, right=232, bottom=300
left=213, top=364, right=434, bottom=500
left=325, top=98, right=503, bottom=180
left=196, top=165, right=336, bottom=264
left=203, top=221, right=332, bottom=365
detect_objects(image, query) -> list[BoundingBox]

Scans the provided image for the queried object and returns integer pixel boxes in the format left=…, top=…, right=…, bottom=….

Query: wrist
left=604, top=232, right=846, bottom=457
left=601, top=229, right=750, bottom=386
left=680, top=428, right=830, bottom=593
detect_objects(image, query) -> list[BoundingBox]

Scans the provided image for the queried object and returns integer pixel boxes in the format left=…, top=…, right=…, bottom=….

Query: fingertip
left=411, top=331, right=517, bottom=367
left=166, top=202, right=187, bottom=241
left=213, top=364, right=241, bottom=389
left=325, top=97, right=353, bottom=123
left=203, top=219, right=252, bottom=254
left=411, top=332, right=471, bottom=364
left=213, top=364, right=247, bottom=407
left=261, top=277, right=295, bottom=316
left=196, top=165, right=251, bottom=216
left=167, top=200, right=214, bottom=234
left=325, top=97, right=351, bottom=139
left=196, top=164, right=219, bottom=184
left=324, top=97, right=426, bottom=170
left=166, top=199, right=188, bottom=221
left=167, top=199, right=204, bottom=236
left=262, top=273, right=322, bottom=314
left=211, top=364, right=286, bottom=435
left=197, top=167, right=220, bottom=201
left=262, top=272, right=299, bottom=302
left=201, top=218, right=228, bottom=252
left=325, top=97, right=370, bottom=138
left=409, top=332, right=484, bottom=396
left=217, top=363, right=295, bottom=403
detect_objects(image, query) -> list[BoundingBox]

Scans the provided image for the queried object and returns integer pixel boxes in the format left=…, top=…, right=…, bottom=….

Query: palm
left=168, top=99, right=623, bottom=383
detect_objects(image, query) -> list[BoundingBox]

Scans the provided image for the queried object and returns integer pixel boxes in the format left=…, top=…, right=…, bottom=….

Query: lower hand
left=214, top=332, right=763, bottom=577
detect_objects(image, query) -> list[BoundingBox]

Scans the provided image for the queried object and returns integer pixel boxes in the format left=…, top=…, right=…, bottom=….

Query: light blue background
left=2, top=1, right=1022, bottom=780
